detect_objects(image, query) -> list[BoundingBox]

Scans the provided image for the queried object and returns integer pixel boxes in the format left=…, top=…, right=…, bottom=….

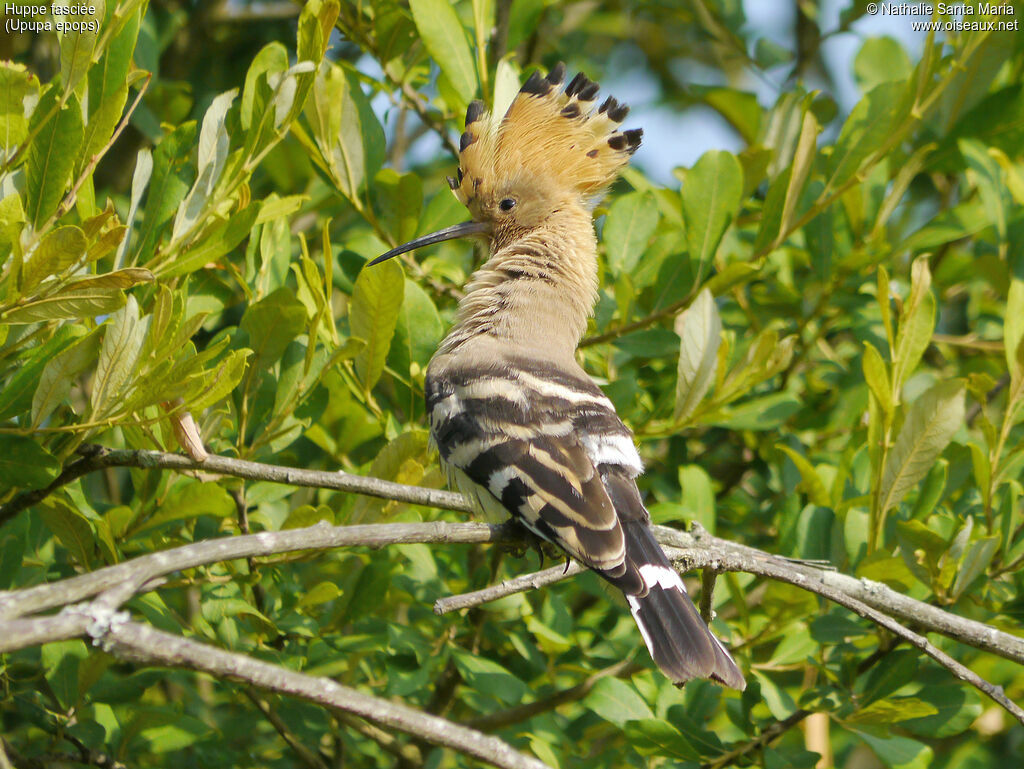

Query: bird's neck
left=438, top=208, right=598, bottom=359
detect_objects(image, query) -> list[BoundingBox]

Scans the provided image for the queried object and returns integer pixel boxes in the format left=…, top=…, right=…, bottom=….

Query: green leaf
left=241, top=42, right=289, bottom=130
left=678, top=464, right=716, bottom=533
left=25, top=87, right=84, bottom=228
left=409, top=0, right=478, bottom=105
left=62, top=267, right=155, bottom=291
left=91, top=295, right=148, bottom=418
left=854, top=37, right=912, bottom=91
left=296, top=581, right=343, bottom=610
left=862, top=342, right=893, bottom=418
left=0, top=324, right=83, bottom=422
left=752, top=670, right=797, bottom=719
left=351, top=259, right=404, bottom=391
left=350, top=430, right=430, bottom=522
left=901, top=682, right=982, bottom=738
left=851, top=729, right=932, bottom=769
left=604, top=191, right=659, bottom=275
left=891, top=257, right=935, bottom=396
left=777, top=445, right=830, bottom=507
left=297, top=0, right=339, bottom=65
left=692, top=85, right=762, bottom=144
left=164, top=201, right=261, bottom=278
left=584, top=677, right=654, bottom=726
left=856, top=553, right=917, bottom=591
left=809, top=611, right=868, bottom=644
left=115, top=149, right=152, bottom=268
left=171, top=88, right=236, bottom=244
left=0, top=435, right=60, bottom=490
left=768, top=624, right=816, bottom=666
left=910, top=458, right=947, bottom=519
left=393, top=278, right=443, bottom=370
left=374, top=169, right=423, bottom=245
left=879, top=381, right=965, bottom=514
left=1, top=285, right=126, bottom=324
left=135, top=122, right=196, bottom=263
left=828, top=80, right=910, bottom=192
left=859, top=649, right=919, bottom=703
left=960, top=137, right=1009, bottom=244
left=777, top=108, right=820, bottom=245
left=623, top=719, right=700, bottom=761
left=188, top=349, right=251, bottom=412
left=674, top=288, right=721, bottom=422
left=681, top=150, right=743, bottom=281
left=709, top=392, right=800, bottom=431
left=58, top=12, right=97, bottom=94
left=845, top=698, right=938, bottom=726
left=138, top=480, right=235, bottom=533
left=451, top=649, right=528, bottom=706
left=42, top=640, right=89, bottom=711
left=0, top=62, right=39, bottom=157
left=0, top=513, right=28, bottom=589
left=240, top=288, right=306, bottom=368
left=80, top=4, right=140, bottom=167
left=950, top=535, right=999, bottom=600
left=492, top=57, right=521, bottom=119
left=21, top=225, right=87, bottom=293
left=38, top=497, right=95, bottom=567
left=137, top=716, right=210, bottom=753
left=306, top=63, right=385, bottom=203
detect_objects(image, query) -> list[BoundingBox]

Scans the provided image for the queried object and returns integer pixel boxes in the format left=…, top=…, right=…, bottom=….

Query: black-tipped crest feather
left=451, top=67, right=643, bottom=209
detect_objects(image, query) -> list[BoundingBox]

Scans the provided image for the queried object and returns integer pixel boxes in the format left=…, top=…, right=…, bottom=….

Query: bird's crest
left=450, top=64, right=641, bottom=208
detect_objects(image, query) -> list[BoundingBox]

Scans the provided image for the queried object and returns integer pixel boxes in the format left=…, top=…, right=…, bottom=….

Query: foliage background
left=1, top=1, right=1024, bottom=767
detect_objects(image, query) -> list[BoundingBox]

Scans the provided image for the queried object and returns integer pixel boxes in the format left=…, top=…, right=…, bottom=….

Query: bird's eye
left=499, top=198, right=517, bottom=212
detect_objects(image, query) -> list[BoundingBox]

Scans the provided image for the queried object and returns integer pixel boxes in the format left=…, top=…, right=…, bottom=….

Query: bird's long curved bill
left=368, top=221, right=490, bottom=266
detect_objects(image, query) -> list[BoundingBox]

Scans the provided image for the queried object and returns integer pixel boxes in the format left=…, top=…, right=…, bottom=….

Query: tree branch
left=434, top=560, right=586, bottom=615
left=89, top=616, right=551, bottom=769
left=0, top=444, right=472, bottom=526
left=0, top=520, right=513, bottom=627
left=244, top=688, right=332, bottom=769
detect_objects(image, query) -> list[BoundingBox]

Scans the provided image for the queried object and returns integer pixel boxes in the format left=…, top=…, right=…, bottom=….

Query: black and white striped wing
left=426, top=359, right=642, bottom=584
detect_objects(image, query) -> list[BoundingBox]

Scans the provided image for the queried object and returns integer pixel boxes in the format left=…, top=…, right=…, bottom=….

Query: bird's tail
left=619, top=519, right=745, bottom=689
left=599, top=471, right=745, bottom=689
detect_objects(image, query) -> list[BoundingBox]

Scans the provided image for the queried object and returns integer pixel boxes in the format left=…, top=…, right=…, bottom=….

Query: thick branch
left=0, top=521, right=514, bottom=626
left=94, top=618, right=550, bottom=769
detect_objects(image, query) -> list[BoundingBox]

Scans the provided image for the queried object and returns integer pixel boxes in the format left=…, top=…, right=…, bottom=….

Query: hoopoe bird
left=369, top=64, right=745, bottom=689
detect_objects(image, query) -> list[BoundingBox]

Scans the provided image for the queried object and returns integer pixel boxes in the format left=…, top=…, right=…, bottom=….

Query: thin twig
left=244, top=688, right=332, bottom=769
left=434, top=561, right=585, bottom=615
left=399, top=80, right=460, bottom=158
left=335, top=713, right=424, bottom=766
left=0, top=444, right=471, bottom=525
left=701, top=709, right=811, bottom=769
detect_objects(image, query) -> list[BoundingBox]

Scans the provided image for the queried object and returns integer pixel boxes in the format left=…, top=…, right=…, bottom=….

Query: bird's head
left=370, top=64, right=641, bottom=265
